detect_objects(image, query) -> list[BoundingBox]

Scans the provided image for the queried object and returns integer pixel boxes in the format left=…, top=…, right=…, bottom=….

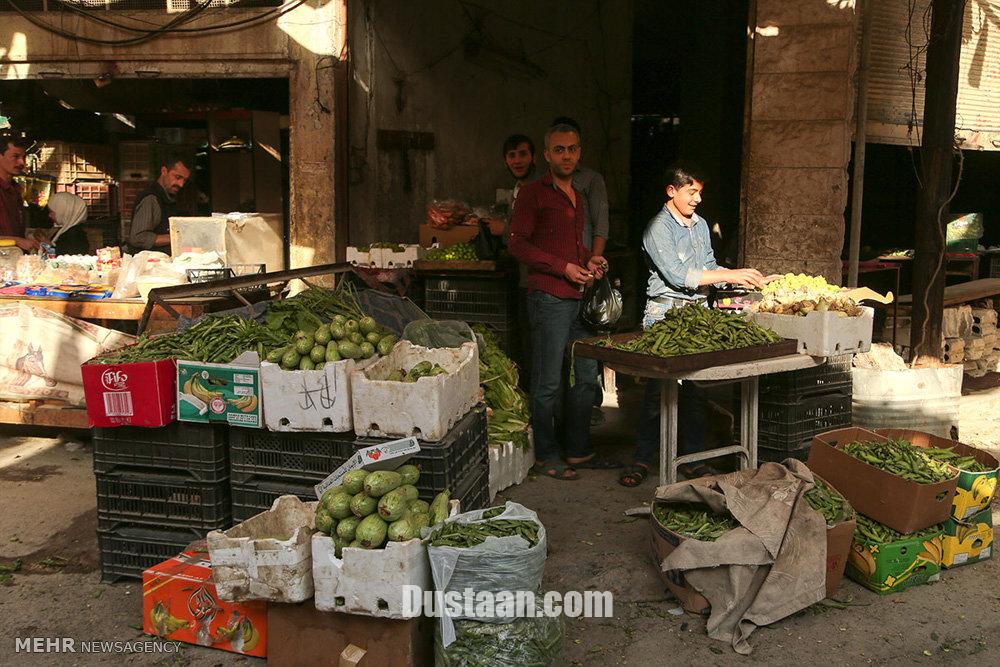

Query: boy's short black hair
left=664, top=165, right=705, bottom=190
left=502, top=134, right=535, bottom=157
left=1, top=134, right=31, bottom=154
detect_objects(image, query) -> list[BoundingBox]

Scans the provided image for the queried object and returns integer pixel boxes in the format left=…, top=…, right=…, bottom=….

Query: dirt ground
left=1, top=383, right=999, bottom=666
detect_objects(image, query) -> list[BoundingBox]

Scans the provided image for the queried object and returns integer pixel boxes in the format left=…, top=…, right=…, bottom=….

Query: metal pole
left=848, top=0, right=874, bottom=288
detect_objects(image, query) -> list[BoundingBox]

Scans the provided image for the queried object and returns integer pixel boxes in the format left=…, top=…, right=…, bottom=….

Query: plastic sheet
left=403, top=319, right=477, bottom=350
left=434, top=599, right=564, bottom=667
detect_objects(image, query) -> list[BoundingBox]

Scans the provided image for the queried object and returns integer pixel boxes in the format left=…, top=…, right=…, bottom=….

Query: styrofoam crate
left=207, top=495, right=316, bottom=603
left=261, top=358, right=375, bottom=432
left=346, top=247, right=376, bottom=267
left=374, top=244, right=427, bottom=268
left=750, top=306, right=874, bottom=357
left=488, top=437, right=534, bottom=501
left=351, top=341, right=479, bottom=441
left=312, top=500, right=459, bottom=618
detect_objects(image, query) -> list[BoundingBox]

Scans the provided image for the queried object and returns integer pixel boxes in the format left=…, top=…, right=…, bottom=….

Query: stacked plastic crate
left=93, top=423, right=231, bottom=581
left=228, top=405, right=490, bottom=522
left=422, top=274, right=517, bottom=357
left=755, top=355, right=853, bottom=463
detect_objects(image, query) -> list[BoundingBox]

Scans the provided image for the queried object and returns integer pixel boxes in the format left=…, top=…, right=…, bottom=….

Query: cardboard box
left=312, top=436, right=420, bottom=500
left=942, top=508, right=993, bottom=569
left=82, top=358, right=176, bottom=427
left=874, top=428, right=999, bottom=521
left=260, top=358, right=373, bottom=433
left=142, top=548, right=267, bottom=658
left=648, top=517, right=710, bottom=614
left=267, top=601, right=433, bottom=666
left=418, top=223, right=478, bottom=249
left=207, top=496, right=316, bottom=603
left=812, top=473, right=857, bottom=598
left=807, top=427, right=959, bottom=534
left=846, top=529, right=943, bottom=595
left=177, top=352, right=262, bottom=428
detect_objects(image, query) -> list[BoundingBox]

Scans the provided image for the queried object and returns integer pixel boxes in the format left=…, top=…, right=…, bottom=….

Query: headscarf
left=47, top=192, right=88, bottom=244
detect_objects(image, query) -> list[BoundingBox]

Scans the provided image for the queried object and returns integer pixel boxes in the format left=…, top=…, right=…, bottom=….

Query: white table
left=613, top=354, right=825, bottom=485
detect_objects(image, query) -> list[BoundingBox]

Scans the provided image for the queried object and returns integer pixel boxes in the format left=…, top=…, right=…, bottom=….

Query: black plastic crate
left=758, top=356, right=853, bottom=398
left=454, top=465, right=489, bottom=513
left=756, top=390, right=852, bottom=450
left=230, top=405, right=488, bottom=501
left=92, top=423, right=228, bottom=482
left=424, top=276, right=514, bottom=324
left=757, top=443, right=811, bottom=465
left=96, top=470, right=231, bottom=531
left=98, top=523, right=205, bottom=582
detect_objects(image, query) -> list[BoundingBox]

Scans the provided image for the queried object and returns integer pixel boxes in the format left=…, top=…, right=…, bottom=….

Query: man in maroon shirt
left=508, top=123, right=617, bottom=480
left=0, top=135, right=40, bottom=251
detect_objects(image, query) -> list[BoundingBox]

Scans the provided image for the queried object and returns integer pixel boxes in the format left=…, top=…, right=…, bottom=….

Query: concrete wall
left=347, top=0, right=633, bottom=246
left=741, top=0, right=858, bottom=282
left=0, top=2, right=345, bottom=268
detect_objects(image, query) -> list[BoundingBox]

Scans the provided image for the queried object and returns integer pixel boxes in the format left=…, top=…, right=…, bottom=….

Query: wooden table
left=897, top=278, right=1000, bottom=307
left=0, top=401, right=89, bottom=429
left=0, top=295, right=227, bottom=333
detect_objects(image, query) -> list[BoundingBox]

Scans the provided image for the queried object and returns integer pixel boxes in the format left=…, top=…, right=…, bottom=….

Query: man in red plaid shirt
left=508, top=123, right=619, bottom=480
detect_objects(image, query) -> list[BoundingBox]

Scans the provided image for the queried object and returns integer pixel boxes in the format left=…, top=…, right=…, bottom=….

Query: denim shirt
left=642, top=204, right=719, bottom=301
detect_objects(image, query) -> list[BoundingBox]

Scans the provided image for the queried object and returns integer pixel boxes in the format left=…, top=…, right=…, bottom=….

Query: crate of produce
left=260, top=358, right=375, bottom=433
left=749, top=307, right=874, bottom=357
left=846, top=517, right=943, bottom=595
left=423, top=275, right=513, bottom=325
left=352, top=341, right=480, bottom=441
left=98, top=523, right=204, bottom=582
left=96, top=469, right=231, bottom=530
left=758, top=355, right=852, bottom=397
left=92, top=422, right=228, bottom=483
left=941, top=508, right=993, bottom=568
left=757, top=389, right=852, bottom=450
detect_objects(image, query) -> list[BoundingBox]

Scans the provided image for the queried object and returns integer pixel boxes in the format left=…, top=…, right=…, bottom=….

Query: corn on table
left=610, top=354, right=825, bottom=485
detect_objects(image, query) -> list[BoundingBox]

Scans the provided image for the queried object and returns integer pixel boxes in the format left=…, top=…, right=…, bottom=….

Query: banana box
left=942, top=509, right=994, bottom=569
left=177, top=352, right=262, bottom=428
left=143, top=548, right=267, bottom=657
left=846, top=530, right=943, bottom=595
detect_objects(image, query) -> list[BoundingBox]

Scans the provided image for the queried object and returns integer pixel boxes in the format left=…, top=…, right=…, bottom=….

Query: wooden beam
left=909, top=0, right=966, bottom=364
left=847, top=0, right=874, bottom=288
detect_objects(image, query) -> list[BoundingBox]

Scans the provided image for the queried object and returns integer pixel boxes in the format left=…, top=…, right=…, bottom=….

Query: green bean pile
left=804, top=478, right=855, bottom=525
left=429, top=519, right=540, bottom=549
left=93, top=315, right=284, bottom=365
left=854, top=515, right=943, bottom=544
left=920, top=446, right=993, bottom=473
left=653, top=502, right=738, bottom=541
left=480, top=506, right=506, bottom=519
left=842, top=439, right=955, bottom=484
left=604, top=303, right=781, bottom=358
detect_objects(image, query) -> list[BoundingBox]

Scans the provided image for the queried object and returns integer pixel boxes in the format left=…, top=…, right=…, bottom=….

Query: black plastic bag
left=580, top=276, right=623, bottom=331
left=475, top=218, right=504, bottom=261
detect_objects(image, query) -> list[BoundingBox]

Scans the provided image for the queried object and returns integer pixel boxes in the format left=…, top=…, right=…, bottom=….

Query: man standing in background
left=125, top=153, right=191, bottom=253
left=0, top=135, right=40, bottom=252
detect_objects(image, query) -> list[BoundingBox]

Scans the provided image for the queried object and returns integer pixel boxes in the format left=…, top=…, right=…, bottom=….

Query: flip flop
left=570, top=454, right=623, bottom=469
left=619, top=464, right=649, bottom=488
left=531, top=461, right=580, bottom=481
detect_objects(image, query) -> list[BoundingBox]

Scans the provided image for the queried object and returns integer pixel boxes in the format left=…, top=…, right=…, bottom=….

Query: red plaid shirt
left=0, top=177, right=25, bottom=239
left=508, top=171, right=593, bottom=300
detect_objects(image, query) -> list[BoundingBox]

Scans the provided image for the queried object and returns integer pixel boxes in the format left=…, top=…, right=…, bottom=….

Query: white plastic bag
left=111, top=251, right=169, bottom=299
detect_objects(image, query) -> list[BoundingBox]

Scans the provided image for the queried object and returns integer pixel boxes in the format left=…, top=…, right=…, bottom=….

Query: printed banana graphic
left=150, top=601, right=189, bottom=636
left=182, top=377, right=194, bottom=396
left=190, top=377, right=223, bottom=404
left=226, top=395, right=259, bottom=413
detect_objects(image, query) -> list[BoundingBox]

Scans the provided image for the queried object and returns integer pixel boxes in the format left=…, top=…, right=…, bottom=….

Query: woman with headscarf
left=46, top=192, right=90, bottom=255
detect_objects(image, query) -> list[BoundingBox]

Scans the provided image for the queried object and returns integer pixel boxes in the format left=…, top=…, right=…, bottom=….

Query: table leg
left=740, top=377, right=759, bottom=470
left=660, top=379, right=679, bottom=485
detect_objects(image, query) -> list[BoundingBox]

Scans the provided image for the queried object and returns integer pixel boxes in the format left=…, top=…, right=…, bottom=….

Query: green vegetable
left=325, top=342, right=342, bottom=362
left=377, top=335, right=398, bottom=356
left=310, top=345, right=326, bottom=363
left=408, top=499, right=430, bottom=515
left=266, top=347, right=286, bottom=364
left=652, top=502, right=737, bottom=541
left=349, top=332, right=366, bottom=346
left=351, top=492, right=378, bottom=518
left=357, top=514, right=388, bottom=548
left=804, top=478, right=855, bottom=525
left=430, top=490, right=451, bottom=525
left=359, top=316, right=378, bottom=335
left=281, top=349, right=301, bottom=369
left=397, top=484, right=419, bottom=502
left=314, top=326, right=332, bottom=345
left=345, top=319, right=359, bottom=334
left=315, top=362, right=326, bottom=371
left=429, top=519, right=540, bottom=548
left=424, top=242, right=478, bottom=261
left=388, top=518, right=418, bottom=542
left=295, top=336, right=315, bottom=355
left=377, top=488, right=410, bottom=521
left=854, top=515, right=944, bottom=544
left=338, top=341, right=361, bottom=359
left=336, top=516, right=362, bottom=541
left=329, top=323, right=346, bottom=340
left=360, top=342, right=376, bottom=358
left=843, top=439, right=955, bottom=484
left=364, top=470, right=403, bottom=497
left=326, top=492, right=354, bottom=520
left=918, top=446, right=992, bottom=473
left=341, top=470, right=369, bottom=495
left=299, top=357, right=316, bottom=371
left=397, top=464, right=420, bottom=486
left=332, top=535, right=350, bottom=558
left=480, top=506, right=506, bottom=519
left=472, top=324, right=531, bottom=450
left=409, top=512, right=431, bottom=531
left=314, top=507, right=335, bottom=534
left=365, top=331, right=382, bottom=345
left=348, top=539, right=362, bottom=549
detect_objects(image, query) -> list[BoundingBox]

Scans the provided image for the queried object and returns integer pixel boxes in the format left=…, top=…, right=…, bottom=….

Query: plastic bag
left=426, top=501, right=547, bottom=647
left=435, top=599, right=565, bottom=667
left=111, top=250, right=170, bottom=299
left=427, top=199, right=472, bottom=230
left=475, top=218, right=504, bottom=261
left=403, top=319, right=476, bottom=349
left=580, top=276, right=623, bottom=331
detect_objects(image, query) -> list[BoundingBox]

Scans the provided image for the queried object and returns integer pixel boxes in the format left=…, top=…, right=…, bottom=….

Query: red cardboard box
left=807, top=427, right=959, bottom=534
left=82, top=357, right=176, bottom=427
left=142, top=548, right=267, bottom=658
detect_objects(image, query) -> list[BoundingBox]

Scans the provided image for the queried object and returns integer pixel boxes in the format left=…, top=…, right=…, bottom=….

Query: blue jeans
left=527, top=291, right=599, bottom=462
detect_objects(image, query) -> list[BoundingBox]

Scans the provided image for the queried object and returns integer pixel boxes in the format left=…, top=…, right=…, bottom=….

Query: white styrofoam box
left=312, top=500, right=459, bottom=618
left=261, top=357, right=374, bottom=432
left=351, top=341, right=479, bottom=441
left=207, top=495, right=316, bottom=603
left=750, top=306, right=874, bottom=357
left=488, top=436, right=534, bottom=501
left=346, top=246, right=376, bottom=267
left=375, top=244, right=427, bottom=268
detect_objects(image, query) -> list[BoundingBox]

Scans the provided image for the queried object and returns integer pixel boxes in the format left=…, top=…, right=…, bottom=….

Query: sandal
left=569, top=454, right=623, bottom=469
left=531, top=461, right=580, bottom=481
left=619, top=464, right=649, bottom=487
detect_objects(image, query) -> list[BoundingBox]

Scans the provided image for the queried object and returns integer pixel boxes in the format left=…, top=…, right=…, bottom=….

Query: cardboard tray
left=811, top=473, right=856, bottom=599
left=807, top=427, right=959, bottom=534
left=573, top=333, right=798, bottom=377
